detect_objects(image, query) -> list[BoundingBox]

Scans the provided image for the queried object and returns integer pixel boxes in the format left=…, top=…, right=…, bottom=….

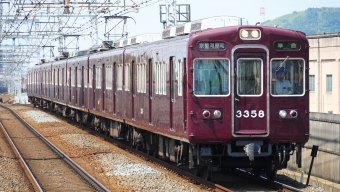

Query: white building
left=308, top=33, right=340, bottom=114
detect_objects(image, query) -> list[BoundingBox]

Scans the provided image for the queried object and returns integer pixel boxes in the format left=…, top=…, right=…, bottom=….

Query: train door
left=113, top=62, right=116, bottom=115
left=232, top=46, right=269, bottom=136
left=169, top=57, right=175, bottom=131
left=182, top=58, right=188, bottom=132
left=131, top=61, right=135, bottom=120
left=61, top=68, right=64, bottom=101
left=102, top=64, right=105, bottom=111
left=69, top=67, right=72, bottom=103
left=81, top=66, right=84, bottom=106
left=148, top=59, right=153, bottom=125
left=58, top=69, right=60, bottom=100
left=75, top=67, right=78, bottom=105
left=92, top=65, right=96, bottom=109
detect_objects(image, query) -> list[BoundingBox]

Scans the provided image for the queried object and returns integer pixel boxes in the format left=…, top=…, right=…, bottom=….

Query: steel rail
left=0, top=121, right=43, bottom=192
left=0, top=104, right=110, bottom=192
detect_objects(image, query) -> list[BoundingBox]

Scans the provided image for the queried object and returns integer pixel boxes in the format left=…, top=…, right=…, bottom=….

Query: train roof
left=40, top=16, right=311, bottom=65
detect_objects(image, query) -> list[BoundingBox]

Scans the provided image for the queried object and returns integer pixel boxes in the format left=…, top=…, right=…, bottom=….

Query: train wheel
left=203, top=167, right=212, bottom=181
left=266, top=167, right=277, bottom=181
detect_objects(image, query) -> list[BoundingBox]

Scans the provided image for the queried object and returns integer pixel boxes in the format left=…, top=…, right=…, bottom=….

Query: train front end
left=186, top=25, right=309, bottom=179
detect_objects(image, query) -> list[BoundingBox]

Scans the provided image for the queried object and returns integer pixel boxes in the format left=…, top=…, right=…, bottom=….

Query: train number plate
left=236, top=110, right=265, bottom=118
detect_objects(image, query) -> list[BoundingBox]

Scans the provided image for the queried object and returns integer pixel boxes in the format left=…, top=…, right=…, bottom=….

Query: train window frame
left=193, top=58, right=230, bottom=97
left=270, top=58, right=305, bottom=97
left=236, top=58, right=263, bottom=97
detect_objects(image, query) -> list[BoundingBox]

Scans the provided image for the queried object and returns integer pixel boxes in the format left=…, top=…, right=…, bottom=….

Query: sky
left=121, top=0, right=340, bottom=37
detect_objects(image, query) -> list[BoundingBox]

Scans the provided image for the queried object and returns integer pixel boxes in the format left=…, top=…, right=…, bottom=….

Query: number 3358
left=236, top=110, right=265, bottom=118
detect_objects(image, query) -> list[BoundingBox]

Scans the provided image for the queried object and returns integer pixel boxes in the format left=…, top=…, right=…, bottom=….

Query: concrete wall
left=288, top=112, right=340, bottom=183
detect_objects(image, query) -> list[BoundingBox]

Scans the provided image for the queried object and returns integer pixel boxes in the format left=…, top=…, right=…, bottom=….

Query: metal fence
left=288, top=112, right=340, bottom=184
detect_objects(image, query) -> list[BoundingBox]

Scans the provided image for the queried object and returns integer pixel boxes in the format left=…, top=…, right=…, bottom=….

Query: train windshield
left=237, top=59, right=263, bottom=96
left=194, top=59, right=229, bottom=96
left=271, top=59, right=305, bottom=96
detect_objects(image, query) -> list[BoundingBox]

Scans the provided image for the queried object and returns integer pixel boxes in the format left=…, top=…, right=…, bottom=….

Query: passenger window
left=237, top=59, right=262, bottom=96
left=271, top=59, right=304, bottom=96
left=194, top=59, right=229, bottom=96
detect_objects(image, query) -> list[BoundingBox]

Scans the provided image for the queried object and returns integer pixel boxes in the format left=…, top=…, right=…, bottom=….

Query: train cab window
left=271, top=59, right=304, bottom=96
left=194, top=59, right=229, bottom=96
left=237, top=59, right=262, bottom=96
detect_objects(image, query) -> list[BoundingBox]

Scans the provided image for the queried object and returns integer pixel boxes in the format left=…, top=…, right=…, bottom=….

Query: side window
left=71, top=67, right=76, bottom=87
left=96, top=66, right=102, bottom=89
left=237, top=59, right=262, bottom=96
left=137, top=63, right=141, bottom=93
left=162, top=61, right=167, bottom=95
left=52, top=69, right=56, bottom=85
left=77, top=67, right=81, bottom=88
left=137, top=63, right=146, bottom=93
left=89, top=66, right=93, bottom=88
left=117, top=64, right=123, bottom=90
left=84, top=68, right=88, bottom=88
left=177, top=59, right=183, bottom=96
left=194, top=59, right=229, bottom=96
left=271, top=59, right=304, bottom=96
left=106, top=65, right=112, bottom=90
left=125, top=63, right=130, bottom=91
left=155, top=62, right=160, bottom=94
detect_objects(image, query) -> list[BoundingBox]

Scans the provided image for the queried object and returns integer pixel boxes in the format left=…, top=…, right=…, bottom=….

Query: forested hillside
left=261, top=7, right=340, bottom=34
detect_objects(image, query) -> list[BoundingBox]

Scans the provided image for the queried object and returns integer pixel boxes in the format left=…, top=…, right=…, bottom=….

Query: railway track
left=0, top=104, right=108, bottom=192
left=2, top=102, right=305, bottom=191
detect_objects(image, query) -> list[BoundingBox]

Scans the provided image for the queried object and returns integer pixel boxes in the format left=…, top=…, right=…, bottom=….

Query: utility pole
left=160, top=1, right=190, bottom=29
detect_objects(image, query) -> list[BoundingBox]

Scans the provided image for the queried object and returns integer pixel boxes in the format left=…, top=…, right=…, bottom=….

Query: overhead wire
left=1, top=0, right=164, bottom=69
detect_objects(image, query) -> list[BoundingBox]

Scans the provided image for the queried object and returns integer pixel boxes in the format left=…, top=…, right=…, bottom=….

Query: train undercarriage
left=32, top=97, right=303, bottom=181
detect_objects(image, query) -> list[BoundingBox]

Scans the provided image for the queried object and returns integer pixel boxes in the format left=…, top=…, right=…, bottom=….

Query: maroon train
left=27, top=16, right=309, bottom=180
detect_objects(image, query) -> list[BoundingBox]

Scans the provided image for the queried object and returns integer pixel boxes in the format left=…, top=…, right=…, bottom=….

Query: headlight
left=251, top=30, right=259, bottom=38
left=241, top=29, right=249, bottom=38
left=240, top=29, right=261, bottom=40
